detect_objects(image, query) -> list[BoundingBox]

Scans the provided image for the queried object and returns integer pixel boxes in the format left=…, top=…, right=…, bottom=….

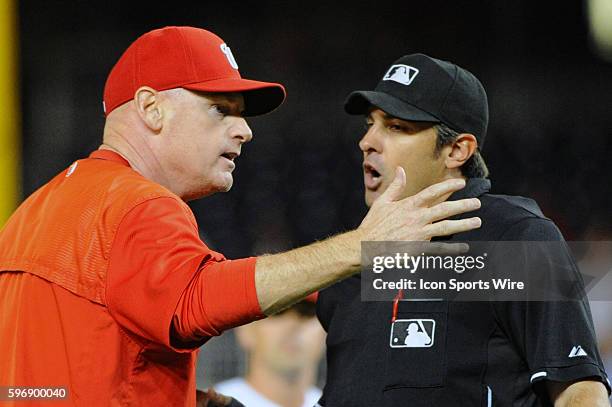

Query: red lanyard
left=391, top=289, right=404, bottom=322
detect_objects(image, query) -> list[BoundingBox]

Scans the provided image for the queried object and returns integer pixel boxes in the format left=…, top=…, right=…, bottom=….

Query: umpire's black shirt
left=317, top=178, right=610, bottom=406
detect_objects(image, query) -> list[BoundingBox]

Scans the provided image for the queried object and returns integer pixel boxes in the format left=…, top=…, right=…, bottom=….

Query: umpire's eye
left=388, top=124, right=404, bottom=132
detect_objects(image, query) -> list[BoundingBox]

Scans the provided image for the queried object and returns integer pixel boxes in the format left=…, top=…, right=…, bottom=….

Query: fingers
left=378, top=167, right=406, bottom=203
left=426, top=198, right=481, bottom=223
left=410, top=178, right=466, bottom=208
left=424, top=217, right=482, bottom=238
left=196, top=390, right=207, bottom=407
left=209, top=389, right=232, bottom=406
left=198, top=388, right=233, bottom=407
left=402, top=241, right=471, bottom=255
left=425, top=242, right=471, bottom=255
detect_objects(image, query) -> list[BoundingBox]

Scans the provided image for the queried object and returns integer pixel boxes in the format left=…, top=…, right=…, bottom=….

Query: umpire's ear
left=445, top=133, right=478, bottom=170
left=134, top=86, right=162, bottom=132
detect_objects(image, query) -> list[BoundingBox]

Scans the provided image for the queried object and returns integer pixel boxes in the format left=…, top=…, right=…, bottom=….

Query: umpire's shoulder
left=479, top=193, right=563, bottom=242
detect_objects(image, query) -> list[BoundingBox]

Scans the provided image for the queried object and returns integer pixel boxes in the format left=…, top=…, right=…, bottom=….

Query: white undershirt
left=214, top=377, right=322, bottom=407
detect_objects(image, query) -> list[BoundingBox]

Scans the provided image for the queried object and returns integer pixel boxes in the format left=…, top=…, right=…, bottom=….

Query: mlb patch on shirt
left=389, top=319, right=435, bottom=348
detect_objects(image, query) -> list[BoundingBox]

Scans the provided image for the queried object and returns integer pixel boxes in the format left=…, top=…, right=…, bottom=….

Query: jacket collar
left=89, top=149, right=130, bottom=167
left=448, top=178, right=491, bottom=201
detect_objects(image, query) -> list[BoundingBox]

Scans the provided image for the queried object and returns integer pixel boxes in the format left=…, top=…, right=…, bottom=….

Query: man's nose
left=231, top=117, right=253, bottom=143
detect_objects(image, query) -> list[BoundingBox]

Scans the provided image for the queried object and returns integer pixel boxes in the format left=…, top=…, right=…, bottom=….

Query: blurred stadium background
left=2, top=0, right=611, bottom=391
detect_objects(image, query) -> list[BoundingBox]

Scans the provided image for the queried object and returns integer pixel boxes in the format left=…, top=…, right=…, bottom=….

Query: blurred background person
left=214, top=298, right=325, bottom=407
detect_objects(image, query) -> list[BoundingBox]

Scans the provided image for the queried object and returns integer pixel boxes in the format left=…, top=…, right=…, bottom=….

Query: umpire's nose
left=359, top=124, right=382, bottom=154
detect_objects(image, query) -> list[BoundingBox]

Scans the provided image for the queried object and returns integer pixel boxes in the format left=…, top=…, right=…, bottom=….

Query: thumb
left=379, top=167, right=406, bottom=203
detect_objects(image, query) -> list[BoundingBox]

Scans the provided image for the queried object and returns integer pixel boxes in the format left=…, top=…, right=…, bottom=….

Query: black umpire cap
left=345, top=54, right=489, bottom=146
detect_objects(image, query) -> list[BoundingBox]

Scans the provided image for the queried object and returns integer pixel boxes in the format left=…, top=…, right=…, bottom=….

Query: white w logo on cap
left=220, top=43, right=239, bottom=70
left=383, top=64, right=419, bottom=86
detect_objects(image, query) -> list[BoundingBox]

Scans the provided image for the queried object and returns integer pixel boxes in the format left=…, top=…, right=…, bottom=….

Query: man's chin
left=214, top=174, right=234, bottom=193
left=271, top=363, right=303, bottom=377
left=219, top=181, right=233, bottom=192
left=183, top=177, right=233, bottom=201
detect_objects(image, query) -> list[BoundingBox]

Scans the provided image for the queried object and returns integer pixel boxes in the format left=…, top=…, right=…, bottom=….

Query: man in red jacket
left=0, top=27, right=482, bottom=406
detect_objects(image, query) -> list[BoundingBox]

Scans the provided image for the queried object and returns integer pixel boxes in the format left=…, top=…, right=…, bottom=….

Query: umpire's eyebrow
left=364, top=109, right=402, bottom=122
left=381, top=112, right=407, bottom=121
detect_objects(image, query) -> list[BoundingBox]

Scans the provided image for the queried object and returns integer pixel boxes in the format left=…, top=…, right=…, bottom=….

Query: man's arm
left=171, top=169, right=481, bottom=342
left=548, top=380, right=610, bottom=406
left=106, top=169, right=480, bottom=348
left=255, top=169, right=481, bottom=314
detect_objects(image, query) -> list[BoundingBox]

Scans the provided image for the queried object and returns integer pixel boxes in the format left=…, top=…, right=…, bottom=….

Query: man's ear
left=445, top=133, right=478, bottom=170
left=134, top=86, right=163, bottom=132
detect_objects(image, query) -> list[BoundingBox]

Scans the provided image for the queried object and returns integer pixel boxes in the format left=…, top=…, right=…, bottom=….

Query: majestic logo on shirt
left=389, top=319, right=435, bottom=348
left=65, top=162, right=78, bottom=177
left=568, top=345, right=587, bottom=357
left=382, top=64, right=419, bottom=86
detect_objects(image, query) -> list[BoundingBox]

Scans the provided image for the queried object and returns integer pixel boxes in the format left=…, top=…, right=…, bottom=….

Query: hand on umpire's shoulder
left=358, top=167, right=481, bottom=242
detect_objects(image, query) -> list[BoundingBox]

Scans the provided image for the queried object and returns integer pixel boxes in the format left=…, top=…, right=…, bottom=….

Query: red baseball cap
left=103, top=26, right=286, bottom=116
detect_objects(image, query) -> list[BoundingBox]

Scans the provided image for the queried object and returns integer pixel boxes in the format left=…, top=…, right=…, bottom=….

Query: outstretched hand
left=358, top=167, right=481, bottom=242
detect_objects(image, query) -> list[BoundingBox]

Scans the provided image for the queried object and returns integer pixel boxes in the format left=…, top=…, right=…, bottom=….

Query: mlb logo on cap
left=383, top=64, right=419, bottom=86
left=345, top=54, right=489, bottom=146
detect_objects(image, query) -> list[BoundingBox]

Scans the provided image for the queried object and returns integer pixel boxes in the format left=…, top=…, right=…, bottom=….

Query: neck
left=437, top=169, right=466, bottom=201
left=246, top=361, right=316, bottom=407
left=101, top=113, right=174, bottom=194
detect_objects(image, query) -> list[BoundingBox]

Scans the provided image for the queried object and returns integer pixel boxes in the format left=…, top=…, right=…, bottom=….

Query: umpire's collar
left=448, top=177, right=491, bottom=201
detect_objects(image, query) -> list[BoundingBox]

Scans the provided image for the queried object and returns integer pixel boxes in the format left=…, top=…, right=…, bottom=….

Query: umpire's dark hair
left=434, top=123, right=489, bottom=178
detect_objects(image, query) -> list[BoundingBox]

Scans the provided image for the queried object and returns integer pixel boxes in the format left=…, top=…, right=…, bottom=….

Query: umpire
left=316, top=54, right=611, bottom=406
